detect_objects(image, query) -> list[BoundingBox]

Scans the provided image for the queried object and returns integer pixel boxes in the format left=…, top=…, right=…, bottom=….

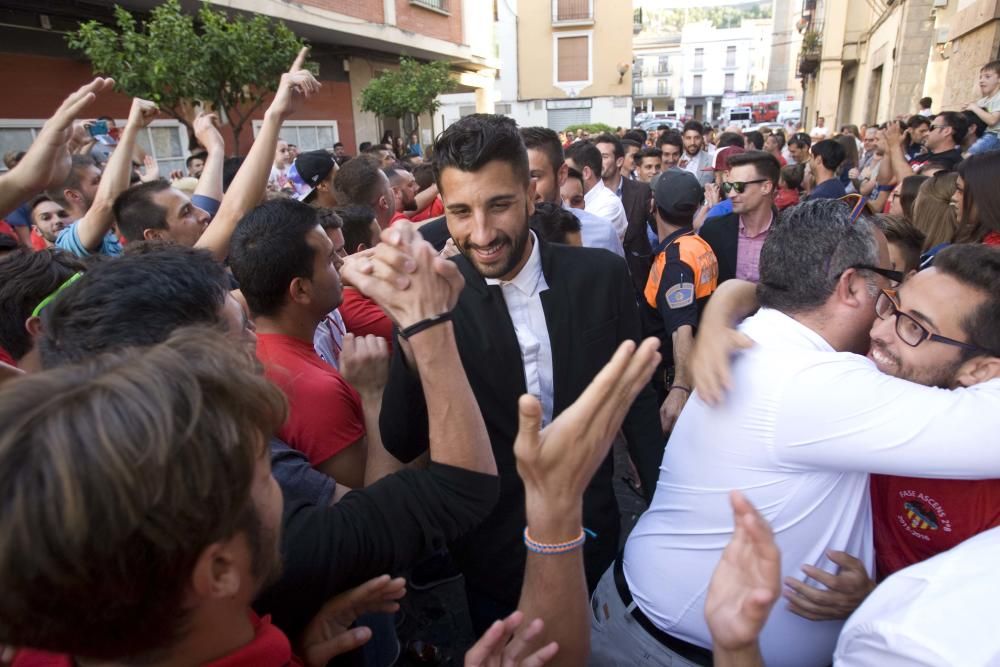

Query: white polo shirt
left=623, top=307, right=1000, bottom=667
left=583, top=180, right=628, bottom=243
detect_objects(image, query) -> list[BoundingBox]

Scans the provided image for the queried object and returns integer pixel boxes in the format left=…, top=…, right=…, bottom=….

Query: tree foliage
left=644, top=2, right=773, bottom=33
left=564, top=123, right=616, bottom=135
left=359, top=57, right=455, bottom=131
left=67, top=0, right=308, bottom=155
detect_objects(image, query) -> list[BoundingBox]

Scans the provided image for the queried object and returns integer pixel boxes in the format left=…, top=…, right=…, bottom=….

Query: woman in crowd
left=911, top=172, right=959, bottom=251
left=954, top=150, right=1000, bottom=245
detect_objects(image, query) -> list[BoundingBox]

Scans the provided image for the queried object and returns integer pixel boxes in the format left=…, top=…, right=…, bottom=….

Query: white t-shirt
left=834, top=526, right=1000, bottom=666
left=623, top=308, right=1000, bottom=667
left=977, top=90, right=1000, bottom=135
left=811, top=125, right=830, bottom=138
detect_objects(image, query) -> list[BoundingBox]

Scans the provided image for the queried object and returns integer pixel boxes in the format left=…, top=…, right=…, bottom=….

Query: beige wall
left=517, top=0, right=633, bottom=100
left=945, top=0, right=1000, bottom=107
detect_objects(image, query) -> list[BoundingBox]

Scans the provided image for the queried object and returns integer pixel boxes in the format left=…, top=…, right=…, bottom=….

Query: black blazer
left=620, top=178, right=654, bottom=293
left=698, top=211, right=739, bottom=283
left=379, top=240, right=664, bottom=607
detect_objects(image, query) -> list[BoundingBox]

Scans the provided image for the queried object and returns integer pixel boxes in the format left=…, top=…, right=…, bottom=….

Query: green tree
left=359, top=57, right=455, bottom=135
left=67, top=0, right=308, bottom=155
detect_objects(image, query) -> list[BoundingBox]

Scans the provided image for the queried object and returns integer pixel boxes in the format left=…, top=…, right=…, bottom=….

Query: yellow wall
left=517, top=0, right=633, bottom=100
left=944, top=0, right=1000, bottom=108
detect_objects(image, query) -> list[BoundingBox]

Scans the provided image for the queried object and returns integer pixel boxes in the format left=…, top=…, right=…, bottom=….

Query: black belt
left=612, top=558, right=713, bottom=666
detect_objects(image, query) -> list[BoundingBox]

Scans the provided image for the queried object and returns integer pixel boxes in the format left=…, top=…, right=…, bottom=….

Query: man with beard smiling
left=379, top=113, right=663, bottom=633
left=592, top=200, right=1000, bottom=667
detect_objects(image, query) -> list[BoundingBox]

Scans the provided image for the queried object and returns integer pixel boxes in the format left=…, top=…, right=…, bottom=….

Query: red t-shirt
left=14, top=613, right=303, bottom=667
left=389, top=210, right=410, bottom=225
left=870, top=475, right=1000, bottom=579
left=410, top=196, right=445, bottom=222
left=0, top=345, right=15, bottom=367
left=256, top=332, right=365, bottom=466
left=0, top=219, right=18, bottom=243
left=774, top=187, right=800, bottom=211
left=30, top=228, right=49, bottom=251
left=339, top=287, right=394, bottom=346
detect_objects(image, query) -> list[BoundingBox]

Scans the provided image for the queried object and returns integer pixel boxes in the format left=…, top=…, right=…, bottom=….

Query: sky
left=636, top=0, right=771, bottom=8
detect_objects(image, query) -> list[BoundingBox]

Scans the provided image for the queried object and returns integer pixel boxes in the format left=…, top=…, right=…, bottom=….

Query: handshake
left=340, top=221, right=465, bottom=333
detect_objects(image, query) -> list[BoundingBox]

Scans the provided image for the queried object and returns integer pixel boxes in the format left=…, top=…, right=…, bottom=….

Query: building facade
left=0, top=0, right=496, bottom=166
left=633, top=32, right=683, bottom=115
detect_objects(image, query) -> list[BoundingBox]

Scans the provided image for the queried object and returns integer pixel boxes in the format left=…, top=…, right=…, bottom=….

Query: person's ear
left=837, top=268, right=870, bottom=309
left=557, top=162, right=569, bottom=187
left=143, top=228, right=166, bottom=241
left=954, top=356, right=1000, bottom=387
left=615, top=156, right=624, bottom=170
left=289, top=275, right=311, bottom=306
left=356, top=243, right=368, bottom=254
left=24, top=315, right=42, bottom=339
left=526, top=179, right=537, bottom=216
left=190, top=540, right=242, bottom=601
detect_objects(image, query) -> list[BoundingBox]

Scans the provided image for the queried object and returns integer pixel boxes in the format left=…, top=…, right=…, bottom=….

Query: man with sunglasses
left=909, top=111, right=967, bottom=174
left=591, top=200, right=1000, bottom=667
left=699, top=150, right=780, bottom=284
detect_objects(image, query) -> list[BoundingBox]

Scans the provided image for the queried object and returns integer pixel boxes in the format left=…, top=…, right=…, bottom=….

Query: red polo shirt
left=256, top=332, right=365, bottom=467
left=339, top=287, right=394, bottom=346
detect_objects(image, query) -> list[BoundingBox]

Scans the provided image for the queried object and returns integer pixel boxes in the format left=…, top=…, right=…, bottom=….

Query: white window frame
left=551, top=0, right=594, bottom=26
left=252, top=119, right=340, bottom=152
left=553, top=30, right=593, bottom=96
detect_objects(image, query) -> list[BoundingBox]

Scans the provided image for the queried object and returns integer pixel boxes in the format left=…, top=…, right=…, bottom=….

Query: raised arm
left=191, top=112, right=225, bottom=203
left=689, top=279, right=758, bottom=405
left=512, top=337, right=661, bottom=666
left=0, top=78, right=113, bottom=218
left=196, top=48, right=320, bottom=261
left=74, top=98, right=158, bottom=252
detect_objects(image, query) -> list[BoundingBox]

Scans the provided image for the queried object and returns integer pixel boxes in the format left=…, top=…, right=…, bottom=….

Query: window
left=495, top=103, right=512, bottom=115
left=459, top=105, right=477, bottom=117
left=657, top=79, right=669, bottom=96
left=693, top=74, right=702, bottom=96
left=553, top=0, right=592, bottom=22
left=254, top=121, right=339, bottom=156
left=694, top=48, right=704, bottom=70
left=0, top=120, right=189, bottom=174
left=556, top=35, right=589, bottom=83
left=633, top=78, right=643, bottom=96
left=726, top=45, right=737, bottom=68
left=725, top=73, right=735, bottom=92
left=410, top=0, right=448, bottom=12
left=658, top=56, right=670, bottom=74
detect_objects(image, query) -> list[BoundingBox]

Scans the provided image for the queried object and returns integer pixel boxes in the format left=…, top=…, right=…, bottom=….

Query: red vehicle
left=752, top=102, right=780, bottom=123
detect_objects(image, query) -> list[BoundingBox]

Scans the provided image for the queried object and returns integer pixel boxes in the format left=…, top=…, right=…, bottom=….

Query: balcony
left=633, top=8, right=643, bottom=34
left=410, top=0, right=449, bottom=13
left=797, top=26, right=822, bottom=76
left=552, top=0, right=594, bottom=26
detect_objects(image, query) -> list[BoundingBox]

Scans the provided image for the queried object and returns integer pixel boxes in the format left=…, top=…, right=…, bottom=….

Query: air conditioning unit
left=933, top=0, right=948, bottom=7
left=936, top=27, right=950, bottom=44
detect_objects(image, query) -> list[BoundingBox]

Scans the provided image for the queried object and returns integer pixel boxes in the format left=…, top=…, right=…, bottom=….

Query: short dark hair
left=413, top=163, right=435, bottom=191
left=637, top=147, right=662, bottom=163
left=334, top=154, right=385, bottom=206
left=565, top=166, right=585, bottom=189
left=624, top=129, right=647, bottom=143
left=920, top=97, right=932, bottom=109
left=316, top=208, right=343, bottom=231
left=982, top=60, right=1000, bottom=76
left=758, top=198, right=881, bottom=313
left=726, top=150, right=781, bottom=186
left=333, top=142, right=344, bottom=149
left=879, top=214, right=925, bottom=273
left=789, top=133, right=812, bottom=149
left=222, top=157, right=244, bottom=193
left=335, top=205, right=378, bottom=254
left=656, top=132, right=682, bottom=150
left=810, top=139, right=846, bottom=171
left=564, top=141, right=602, bottom=179
left=0, top=249, right=85, bottom=360
left=594, top=133, right=624, bottom=159
left=113, top=179, right=173, bottom=243
left=519, top=128, right=565, bottom=177
left=38, top=245, right=229, bottom=367
left=682, top=120, right=704, bottom=135
left=229, top=199, right=321, bottom=317
left=744, top=131, right=764, bottom=150
left=433, top=114, right=529, bottom=195
left=962, top=110, right=987, bottom=140
left=907, top=114, right=931, bottom=130
left=185, top=152, right=207, bottom=169
left=956, top=151, right=1000, bottom=243
left=46, top=155, right=98, bottom=207
left=780, top=163, right=805, bottom=190
left=933, top=244, right=1000, bottom=359
left=358, top=141, right=372, bottom=153
left=529, top=201, right=581, bottom=245
left=716, top=132, right=745, bottom=149
left=936, top=111, right=969, bottom=144
left=622, top=139, right=642, bottom=152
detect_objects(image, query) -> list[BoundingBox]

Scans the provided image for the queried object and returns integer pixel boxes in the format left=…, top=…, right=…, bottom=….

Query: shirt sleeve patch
left=665, top=282, right=695, bottom=309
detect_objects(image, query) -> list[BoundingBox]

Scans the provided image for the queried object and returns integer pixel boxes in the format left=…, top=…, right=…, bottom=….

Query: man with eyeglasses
left=909, top=111, right=968, bottom=174
left=590, top=200, right=1000, bottom=667
left=699, top=150, right=781, bottom=284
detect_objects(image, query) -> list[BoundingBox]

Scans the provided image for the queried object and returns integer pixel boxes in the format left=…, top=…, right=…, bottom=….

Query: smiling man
left=379, top=114, right=663, bottom=633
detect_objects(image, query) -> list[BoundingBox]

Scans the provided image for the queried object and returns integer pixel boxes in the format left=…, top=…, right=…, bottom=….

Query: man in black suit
left=595, top=133, right=654, bottom=294
left=379, top=115, right=664, bottom=632
left=698, top=150, right=781, bottom=284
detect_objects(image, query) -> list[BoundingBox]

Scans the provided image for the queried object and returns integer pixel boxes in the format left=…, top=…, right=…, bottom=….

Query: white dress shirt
left=679, top=149, right=714, bottom=186
left=566, top=205, right=624, bottom=258
left=835, top=525, right=1000, bottom=666
left=485, top=233, right=554, bottom=424
left=583, top=180, right=628, bottom=243
left=623, top=308, right=1000, bottom=667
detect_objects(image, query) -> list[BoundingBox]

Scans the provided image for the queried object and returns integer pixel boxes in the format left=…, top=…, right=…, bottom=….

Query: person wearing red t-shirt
left=27, top=195, right=72, bottom=250
left=385, top=164, right=419, bottom=226
left=230, top=198, right=368, bottom=488
left=336, top=204, right=394, bottom=344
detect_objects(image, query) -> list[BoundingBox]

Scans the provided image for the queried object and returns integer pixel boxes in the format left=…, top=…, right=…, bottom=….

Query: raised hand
left=464, top=612, right=559, bottom=667
left=339, top=333, right=390, bottom=399
left=704, top=491, right=781, bottom=652
left=299, top=575, right=406, bottom=667
left=127, top=98, right=160, bottom=130
left=270, top=47, right=321, bottom=122
left=192, top=112, right=225, bottom=153
left=784, top=550, right=874, bottom=621
left=139, top=155, right=160, bottom=183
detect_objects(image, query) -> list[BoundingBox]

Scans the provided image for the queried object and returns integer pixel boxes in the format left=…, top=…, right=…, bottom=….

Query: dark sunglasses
left=722, top=179, right=768, bottom=194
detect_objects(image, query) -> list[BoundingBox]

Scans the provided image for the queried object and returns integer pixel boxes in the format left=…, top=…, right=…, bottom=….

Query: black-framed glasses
left=722, top=179, right=768, bottom=194
left=854, top=264, right=904, bottom=286
left=875, top=289, right=993, bottom=354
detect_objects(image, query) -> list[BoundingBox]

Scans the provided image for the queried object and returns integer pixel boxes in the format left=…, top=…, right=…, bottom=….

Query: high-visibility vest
left=643, top=231, right=718, bottom=309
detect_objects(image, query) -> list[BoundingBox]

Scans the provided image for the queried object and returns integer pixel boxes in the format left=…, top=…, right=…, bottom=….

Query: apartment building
left=0, top=0, right=496, bottom=164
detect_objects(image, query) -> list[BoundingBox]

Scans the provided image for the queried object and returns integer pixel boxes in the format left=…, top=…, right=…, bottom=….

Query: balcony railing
left=552, top=0, right=592, bottom=23
left=411, top=0, right=448, bottom=12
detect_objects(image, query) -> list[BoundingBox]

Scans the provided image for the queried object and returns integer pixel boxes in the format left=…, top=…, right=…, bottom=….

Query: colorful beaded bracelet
left=523, top=527, right=586, bottom=554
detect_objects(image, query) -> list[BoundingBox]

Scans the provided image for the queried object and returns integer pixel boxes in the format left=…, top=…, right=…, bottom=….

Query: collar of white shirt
left=584, top=179, right=612, bottom=206
left=484, top=231, right=545, bottom=296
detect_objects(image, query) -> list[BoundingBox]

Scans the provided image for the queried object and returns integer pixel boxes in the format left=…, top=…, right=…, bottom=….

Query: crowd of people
left=0, top=45, right=999, bottom=667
